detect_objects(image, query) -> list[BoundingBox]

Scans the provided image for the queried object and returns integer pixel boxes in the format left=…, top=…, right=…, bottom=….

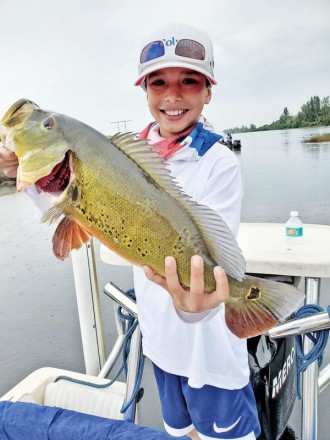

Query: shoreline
left=0, top=181, right=16, bottom=196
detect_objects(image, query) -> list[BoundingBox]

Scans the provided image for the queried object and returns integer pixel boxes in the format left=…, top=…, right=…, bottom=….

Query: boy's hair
left=135, top=22, right=216, bottom=91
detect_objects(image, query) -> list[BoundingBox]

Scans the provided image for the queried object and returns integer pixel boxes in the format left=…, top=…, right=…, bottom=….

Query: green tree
left=300, top=96, right=322, bottom=124
left=224, top=95, right=330, bottom=132
left=320, top=96, right=330, bottom=125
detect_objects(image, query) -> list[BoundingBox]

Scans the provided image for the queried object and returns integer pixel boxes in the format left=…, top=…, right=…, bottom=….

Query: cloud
left=1, top=0, right=329, bottom=132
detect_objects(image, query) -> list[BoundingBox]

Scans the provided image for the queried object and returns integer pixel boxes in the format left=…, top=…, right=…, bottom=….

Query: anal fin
left=52, top=216, right=90, bottom=260
left=225, top=302, right=277, bottom=339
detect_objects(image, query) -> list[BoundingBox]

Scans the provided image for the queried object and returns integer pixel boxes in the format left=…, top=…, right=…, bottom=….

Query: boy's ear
left=205, top=87, right=212, bottom=104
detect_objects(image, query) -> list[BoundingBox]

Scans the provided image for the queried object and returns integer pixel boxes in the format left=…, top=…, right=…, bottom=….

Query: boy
left=132, top=23, right=260, bottom=440
left=0, top=23, right=261, bottom=440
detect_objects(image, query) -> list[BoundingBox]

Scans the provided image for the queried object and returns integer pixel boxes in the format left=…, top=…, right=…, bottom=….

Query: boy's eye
left=183, top=77, right=199, bottom=85
left=149, top=79, right=165, bottom=86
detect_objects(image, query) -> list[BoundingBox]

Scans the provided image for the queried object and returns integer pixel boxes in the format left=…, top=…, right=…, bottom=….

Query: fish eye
left=43, top=116, right=55, bottom=130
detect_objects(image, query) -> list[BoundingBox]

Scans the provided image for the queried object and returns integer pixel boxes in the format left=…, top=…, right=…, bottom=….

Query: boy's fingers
left=189, top=255, right=205, bottom=308
left=1, top=165, right=18, bottom=178
left=213, top=266, right=229, bottom=302
left=164, top=256, right=182, bottom=294
left=0, top=145, right=19, bottom=178
left=0, top=145, right=17, bottom=161
left=143, top=266, right=167, bottom=289
left=144, top=257, right=229, bottom=313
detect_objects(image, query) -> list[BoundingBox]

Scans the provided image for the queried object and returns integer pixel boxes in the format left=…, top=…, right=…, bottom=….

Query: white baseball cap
left=135, top=22, right=217, bottom=90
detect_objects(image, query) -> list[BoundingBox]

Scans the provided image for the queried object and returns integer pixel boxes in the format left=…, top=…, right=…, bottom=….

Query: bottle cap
left=290, top=211, right=298, bottom=217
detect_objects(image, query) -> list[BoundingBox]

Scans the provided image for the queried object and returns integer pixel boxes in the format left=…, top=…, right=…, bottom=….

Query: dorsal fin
left=183, top=202, right=246, bottom=280
left=110, top=133, right=246, bottom=280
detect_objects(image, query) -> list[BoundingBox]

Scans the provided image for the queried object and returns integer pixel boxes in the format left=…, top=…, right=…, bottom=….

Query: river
left=237, top=126, right=330, bottom=225
left=0, top=126, right=329, bottom=438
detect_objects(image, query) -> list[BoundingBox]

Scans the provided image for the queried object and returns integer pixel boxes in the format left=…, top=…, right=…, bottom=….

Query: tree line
left=226, top=95, right=330, bottom=134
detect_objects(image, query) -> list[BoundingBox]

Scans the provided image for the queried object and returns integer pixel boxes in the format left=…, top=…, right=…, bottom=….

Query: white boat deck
left=237, top=223, right=330, bottom=278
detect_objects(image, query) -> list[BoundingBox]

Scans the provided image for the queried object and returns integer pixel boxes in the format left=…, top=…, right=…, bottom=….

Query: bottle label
left=286, top=227, right=303, bottom=237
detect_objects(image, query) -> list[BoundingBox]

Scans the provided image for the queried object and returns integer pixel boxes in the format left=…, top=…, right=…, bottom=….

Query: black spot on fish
left=72, top=185, right=79, bottom=202
left=246, top=286, right=261, bottom=301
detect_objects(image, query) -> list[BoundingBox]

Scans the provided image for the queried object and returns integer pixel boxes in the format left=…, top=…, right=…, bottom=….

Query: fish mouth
left=35, top=151, right=71, bottom=193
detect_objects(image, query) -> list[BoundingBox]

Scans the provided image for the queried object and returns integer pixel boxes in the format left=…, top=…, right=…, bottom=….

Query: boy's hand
left=143, top=255, right=229, bottom=313
left=0, top=143, right=19, bottom=178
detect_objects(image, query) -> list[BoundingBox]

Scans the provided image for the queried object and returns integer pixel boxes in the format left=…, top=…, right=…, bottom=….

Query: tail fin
left=225, top=275, right=305, bottom=339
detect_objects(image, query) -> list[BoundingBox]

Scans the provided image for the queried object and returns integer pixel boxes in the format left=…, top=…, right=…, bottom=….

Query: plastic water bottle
left=286, top=211, right=303, bottom=245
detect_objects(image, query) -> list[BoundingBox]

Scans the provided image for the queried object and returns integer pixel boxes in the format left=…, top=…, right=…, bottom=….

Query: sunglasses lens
left=175, top=39, right=205, bottom=60
left=140, top=41, right=165, bottom=63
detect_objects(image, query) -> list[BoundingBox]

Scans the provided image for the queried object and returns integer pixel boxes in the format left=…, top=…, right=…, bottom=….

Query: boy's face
left=146, top=67, right=212, bottom=138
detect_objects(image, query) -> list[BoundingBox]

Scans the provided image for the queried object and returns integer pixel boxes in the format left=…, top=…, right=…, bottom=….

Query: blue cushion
left=0, top=401, right=188, bottom=439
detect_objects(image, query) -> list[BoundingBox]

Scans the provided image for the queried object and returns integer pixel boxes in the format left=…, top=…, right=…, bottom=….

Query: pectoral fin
left=52, top=216, right=90, bottom=260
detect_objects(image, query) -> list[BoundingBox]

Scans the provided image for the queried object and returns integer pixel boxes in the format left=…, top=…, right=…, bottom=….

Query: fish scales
left=65, top=143, right=216, bottom=290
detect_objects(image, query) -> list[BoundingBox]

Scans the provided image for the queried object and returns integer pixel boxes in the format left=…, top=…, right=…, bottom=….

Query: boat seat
left=44, top=379, right=126, bottom=420
left=1, top=367, right=127, bottom=420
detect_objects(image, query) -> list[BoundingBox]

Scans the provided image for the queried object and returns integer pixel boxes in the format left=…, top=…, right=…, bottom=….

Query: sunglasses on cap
left=140, top=39, right=206, bottom=64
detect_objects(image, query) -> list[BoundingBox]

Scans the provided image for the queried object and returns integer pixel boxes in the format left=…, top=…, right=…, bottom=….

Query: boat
left=221, top=138, right=242, bottom=151
left=1, top=223, right=330, bottom=439
left=232, top=139, right=241, bottom=150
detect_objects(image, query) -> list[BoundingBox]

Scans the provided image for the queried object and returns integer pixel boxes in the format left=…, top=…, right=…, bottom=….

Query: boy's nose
left=163, top=86, right=182, bottom=103
left=163, top=94, right=182, bottom=103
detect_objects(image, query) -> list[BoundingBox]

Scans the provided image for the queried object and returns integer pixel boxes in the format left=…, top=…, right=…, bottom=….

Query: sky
left=1, top=0, right=329, bottom=135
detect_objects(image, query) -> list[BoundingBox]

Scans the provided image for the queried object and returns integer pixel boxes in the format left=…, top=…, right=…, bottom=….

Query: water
left=236, top=126, right=330, bottom=224
left=0, top=126, right=330, bottom=438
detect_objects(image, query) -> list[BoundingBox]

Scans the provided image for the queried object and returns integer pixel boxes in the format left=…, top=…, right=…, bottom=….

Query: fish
left=0, top=98, right=305, bottom=338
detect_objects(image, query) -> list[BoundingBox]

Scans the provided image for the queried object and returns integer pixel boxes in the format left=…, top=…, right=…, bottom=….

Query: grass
left=0, top=172, right=16, bottom=196
left=0, top=183, right=16, bottom=196
left=303, top=133, right=330, bottom=143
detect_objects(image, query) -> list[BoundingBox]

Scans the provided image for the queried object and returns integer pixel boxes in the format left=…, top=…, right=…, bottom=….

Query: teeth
left=164, top=110, right=185, bottom=116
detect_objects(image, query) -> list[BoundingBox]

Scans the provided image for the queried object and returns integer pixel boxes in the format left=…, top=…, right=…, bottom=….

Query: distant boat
left=221, top=139, right=241, bottom=151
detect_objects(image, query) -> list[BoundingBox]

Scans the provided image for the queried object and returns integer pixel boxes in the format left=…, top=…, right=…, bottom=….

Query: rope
left=295, top=304, right=330, bottom=399
left=55, top=288, right=145, bottom=422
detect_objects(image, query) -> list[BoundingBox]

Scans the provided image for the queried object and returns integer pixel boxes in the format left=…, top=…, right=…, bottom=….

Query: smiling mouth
left=35, top=151, right=71, bottom=193
left=161, top=109, right=188, bottom=116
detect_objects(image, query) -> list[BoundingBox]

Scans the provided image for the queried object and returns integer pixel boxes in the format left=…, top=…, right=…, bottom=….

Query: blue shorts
left=153, top=364, right=261, bottom=439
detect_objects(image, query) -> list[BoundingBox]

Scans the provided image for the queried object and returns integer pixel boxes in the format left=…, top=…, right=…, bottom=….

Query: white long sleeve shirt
left=133, top=127, right=249, bottom=390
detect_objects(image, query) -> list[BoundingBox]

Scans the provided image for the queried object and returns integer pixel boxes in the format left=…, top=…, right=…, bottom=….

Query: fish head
left=1, top=99, right=71, bottom=193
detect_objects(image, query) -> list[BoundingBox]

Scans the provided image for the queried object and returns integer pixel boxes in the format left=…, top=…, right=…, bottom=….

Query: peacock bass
left=0, top=99, right=304, bottom=338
